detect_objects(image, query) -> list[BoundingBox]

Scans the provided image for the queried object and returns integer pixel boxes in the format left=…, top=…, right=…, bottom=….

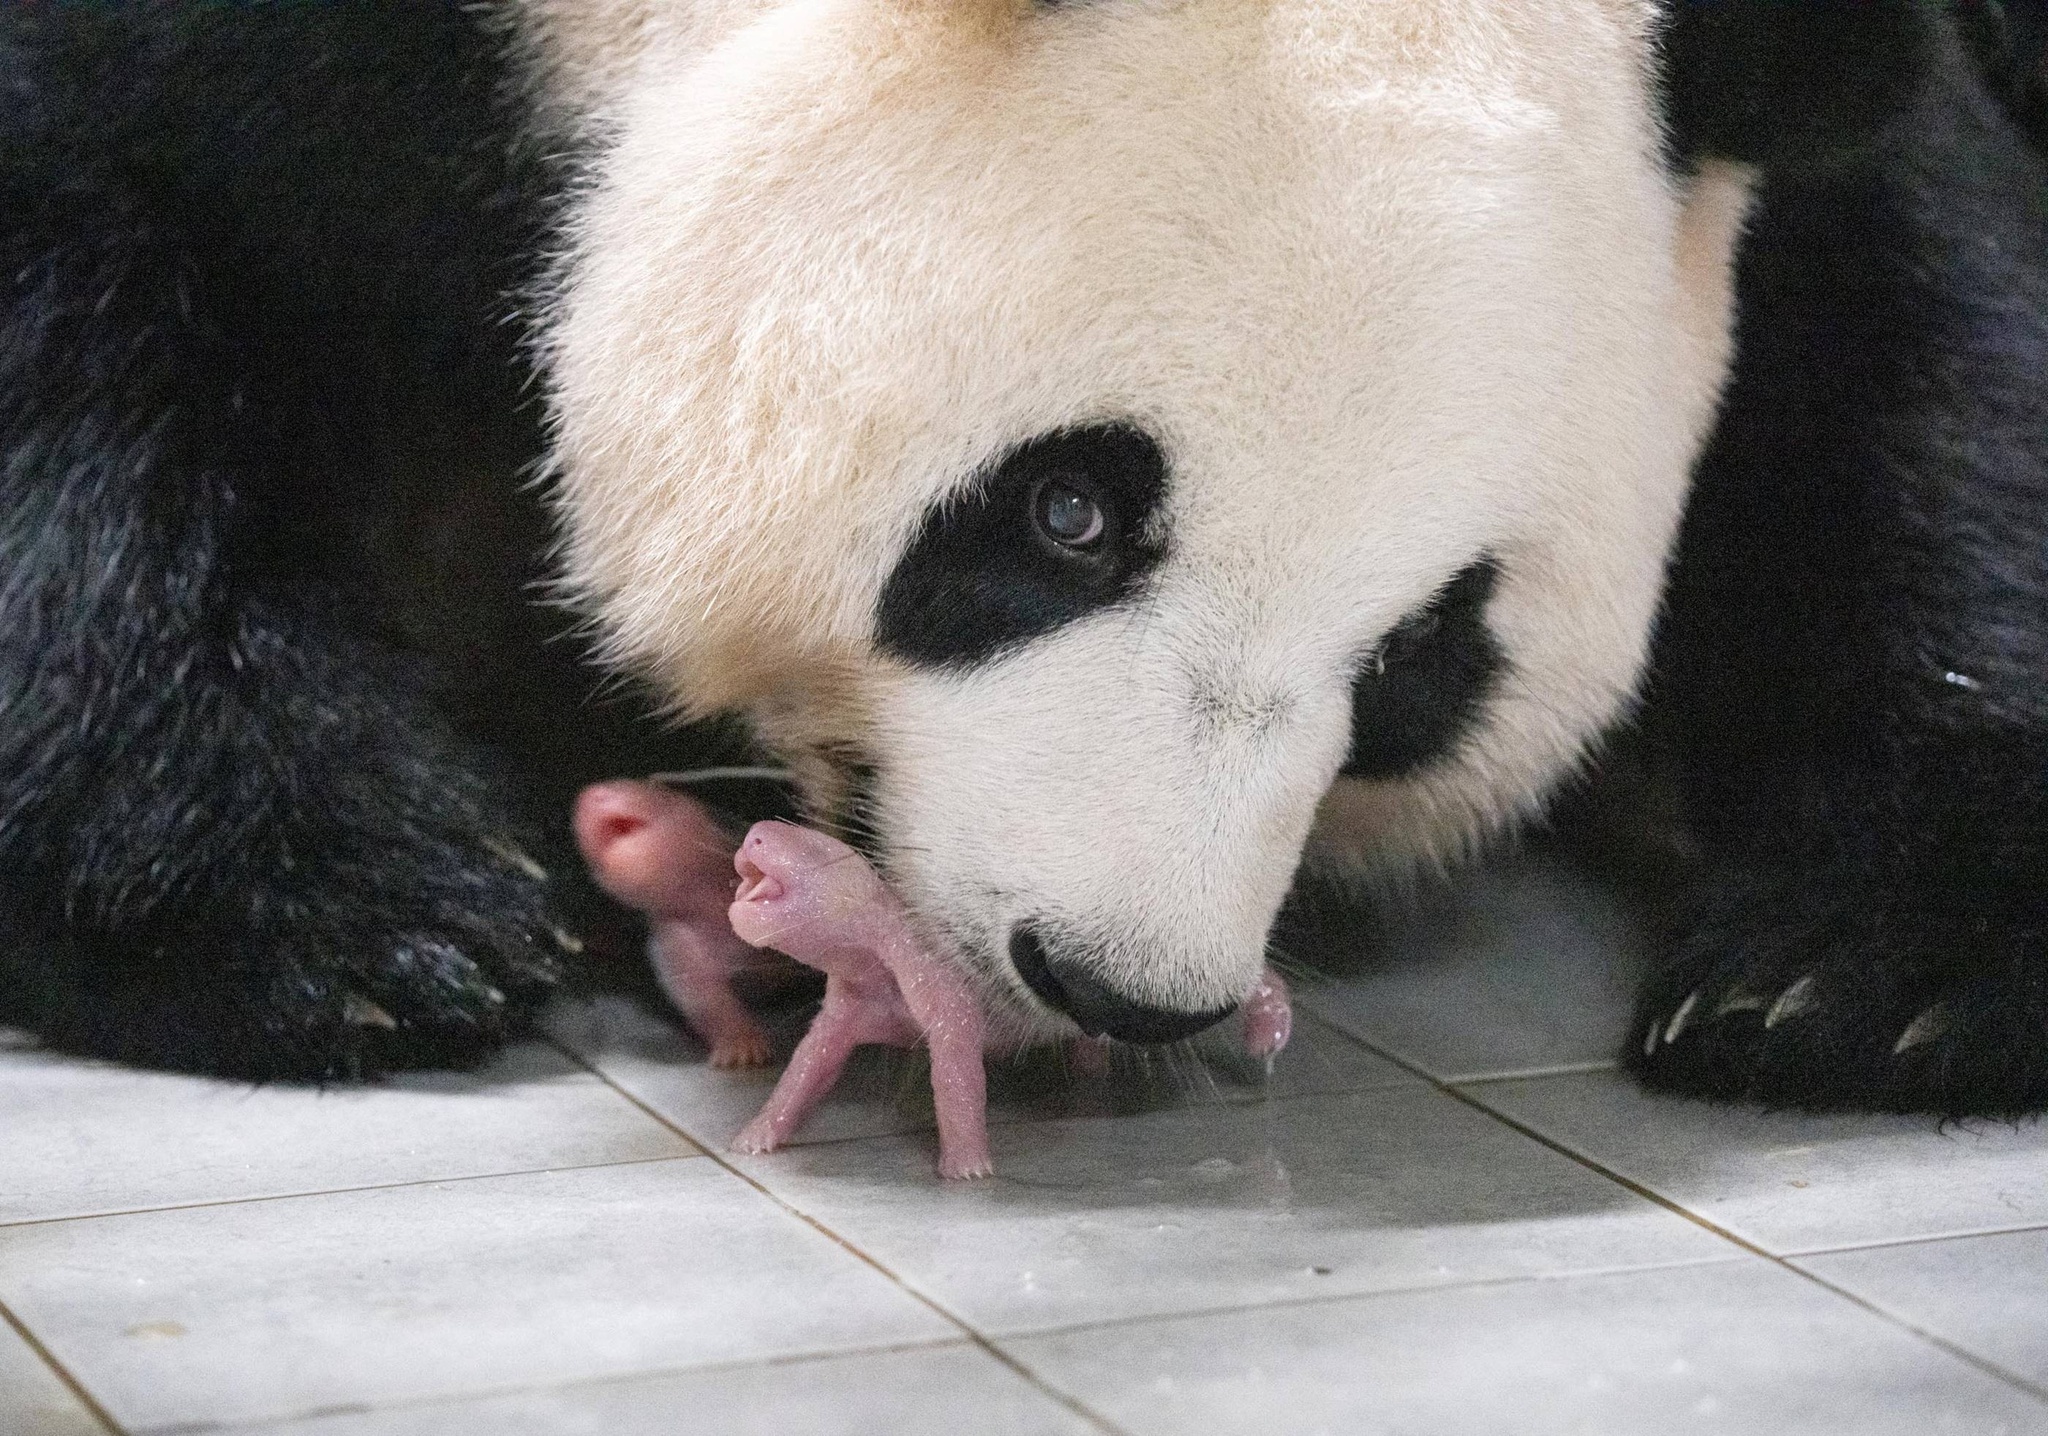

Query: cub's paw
left=705, top=1027, right=777, bottom=1070
left=1628, top=871, right=2048, bottom=1117
left=938, top=1148, right=995, bottom=1181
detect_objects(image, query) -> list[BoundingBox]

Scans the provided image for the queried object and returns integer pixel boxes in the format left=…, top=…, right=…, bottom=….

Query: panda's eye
left=876, top=422, right=1169, bottom=669
left=1033, top=476, right=1107, bottom=549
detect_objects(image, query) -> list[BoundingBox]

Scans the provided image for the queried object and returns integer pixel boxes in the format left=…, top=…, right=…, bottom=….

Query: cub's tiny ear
left=1658, top=0, right=1940, bottom=171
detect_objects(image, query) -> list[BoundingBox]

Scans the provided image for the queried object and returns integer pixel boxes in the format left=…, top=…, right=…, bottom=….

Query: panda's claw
left=1633, top=868, right=2048, bottom=1114
left=343, top=993, right=399, bottom=1030
left=1764, top=975, right=1818, bottom=1029
left=1714, top=987, right=1768, bottom=1018
left=1893, top=1004, right=1954, bottom=1056
left=482, top=835, right=550, bottom=882
left=1663, top=990, right=1702, bottom=1045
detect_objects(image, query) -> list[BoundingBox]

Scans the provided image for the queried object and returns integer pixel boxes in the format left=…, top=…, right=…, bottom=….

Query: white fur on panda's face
left=543, top=0, right=1749, bottom=1035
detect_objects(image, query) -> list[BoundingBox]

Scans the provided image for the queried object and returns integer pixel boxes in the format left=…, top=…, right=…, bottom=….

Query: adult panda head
left=537, top=0, right=1751, bottom=1043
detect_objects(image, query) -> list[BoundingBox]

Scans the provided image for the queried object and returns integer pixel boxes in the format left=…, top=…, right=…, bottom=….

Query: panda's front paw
left=18, top=818, right=577, bottom=1082
left=1628, top=868, right=2048, bottom=1117
left=280, top=829, right=572, bottom=1078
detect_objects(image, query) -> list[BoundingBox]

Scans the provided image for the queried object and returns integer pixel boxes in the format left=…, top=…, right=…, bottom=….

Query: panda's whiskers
left=1160, top=1038, right=1222, bottom=1104
left=1262, top=935, right=1317, bottom=989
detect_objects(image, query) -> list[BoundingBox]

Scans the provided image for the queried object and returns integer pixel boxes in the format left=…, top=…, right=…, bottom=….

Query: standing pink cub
left=727, top=820, right=996, bottom=1179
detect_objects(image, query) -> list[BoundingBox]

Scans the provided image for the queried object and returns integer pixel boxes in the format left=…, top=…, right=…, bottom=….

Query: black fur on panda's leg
left=0, top=614, right=569, bottom=1081
left=0, top=435, right=570, bottom=1078
left=0, top=429, right=568, bottom=1078
left=1632, top=17, right=2048, bottom=1116
left=0, top=12, right=569, bottom=1077
left=1630, top=740, right=2048, bottom=1117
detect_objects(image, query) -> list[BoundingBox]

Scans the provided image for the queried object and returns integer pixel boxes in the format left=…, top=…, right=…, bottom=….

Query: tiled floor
left=5, top=857, right=2047, bottom=1435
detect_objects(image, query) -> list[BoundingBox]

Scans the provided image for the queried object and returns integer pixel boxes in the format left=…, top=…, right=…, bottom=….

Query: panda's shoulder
left=1, top=4, right=540, bottom=237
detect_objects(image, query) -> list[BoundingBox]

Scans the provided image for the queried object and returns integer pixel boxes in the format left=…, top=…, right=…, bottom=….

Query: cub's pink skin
left=722, top=821, right=1296, bottom=1179
left=575, top=784, right=1298, bottom=1180
left=1241, top=967, right=1294, bottom=1064
left=572, top=781, right=775, bottom=1069
left=727, top=821, right=995, bottom=1180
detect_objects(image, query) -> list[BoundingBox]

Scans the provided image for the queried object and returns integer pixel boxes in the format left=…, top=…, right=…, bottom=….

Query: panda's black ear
left=1658, top=0, right=1943, bottom=170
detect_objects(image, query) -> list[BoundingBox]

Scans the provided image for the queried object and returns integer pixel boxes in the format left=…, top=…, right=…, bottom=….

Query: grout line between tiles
left=0, top=1153, right=705, bottom=1231
left=1452, top=1060, right=1620, bottom=1084
left=1770, top=1263, right=2048, bottom=1405
left=543, top=1035, right=1133, bottom=1436
left=141, top=1335, right=982, bottom=1436
left=610, top=1075, right=1405, bottom=1163
left=1, top=1293, right=126, bottom=1435
left=1295, top=1003, right=1621, bottom=1087
left=1780, top=1219, right=2048, bottom=1260
left=973, top=1253, right=1747, bottom=1351
left=1279, top=1015, right=2048, bottom=1405
left=1431, top=1083, right=2048, bottom=1404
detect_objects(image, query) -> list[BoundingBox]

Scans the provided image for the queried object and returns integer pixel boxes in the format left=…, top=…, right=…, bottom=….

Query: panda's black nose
left=1007, top=927, right=1235, bottom=1044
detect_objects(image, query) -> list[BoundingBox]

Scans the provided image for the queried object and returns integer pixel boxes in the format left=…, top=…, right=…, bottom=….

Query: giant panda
left=1, top=1, right=2043, bottom=1117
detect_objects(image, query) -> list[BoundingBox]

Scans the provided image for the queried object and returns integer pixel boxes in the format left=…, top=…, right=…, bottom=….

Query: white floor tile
left=0, top=1042, right=693, bottom=1225
left=545, top=994, right=921, bottom=1150
left=547, top=993, right=1412, bottom=1157
left=1297, top=857, right=1643, bottom=1081
left=1800, top=1228, right=2048, bottom=1393
left=235, top=1342, right=1101, bottom=1436
left=0, top=1159, right=953, bottom=1432
left=1005, top=1260, right=2048, bottom=1436
left=0, top=1314, right=102, bottom=1436
left=1474, top=1069, right=2048, bottom=1252
left=11, top=852, right=2043, bottom=1435
left=730, top=1085, right=1735, bottom=1336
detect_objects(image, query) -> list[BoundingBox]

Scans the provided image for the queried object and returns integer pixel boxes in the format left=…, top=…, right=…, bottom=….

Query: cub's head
left=539, top=0, right=1748, bottom=1041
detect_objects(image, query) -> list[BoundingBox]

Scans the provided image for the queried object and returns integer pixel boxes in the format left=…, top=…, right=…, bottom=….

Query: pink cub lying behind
left=574, top=779, right=1293, bottom=1179
left=574, top=781, right=777, bottom=1069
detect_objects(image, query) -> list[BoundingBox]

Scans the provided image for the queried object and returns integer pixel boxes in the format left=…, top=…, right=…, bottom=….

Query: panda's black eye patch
left=876, top=424, right=1169, bottom=669
left=1341, top=558, right=1504, bottom=780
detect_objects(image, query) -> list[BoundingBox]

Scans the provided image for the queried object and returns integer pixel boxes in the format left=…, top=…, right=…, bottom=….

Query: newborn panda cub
left=574, top=780, right=1293, bottom=1179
